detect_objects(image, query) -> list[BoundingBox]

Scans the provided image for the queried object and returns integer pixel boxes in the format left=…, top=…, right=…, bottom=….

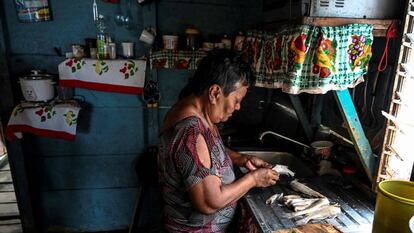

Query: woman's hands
left=243, top=155, right=279, bottom=187
left=225, top=148, right=279, bottom=187
left=244, top=155, right=272, bottom=171
left=250, top=168, right=279, bottom=187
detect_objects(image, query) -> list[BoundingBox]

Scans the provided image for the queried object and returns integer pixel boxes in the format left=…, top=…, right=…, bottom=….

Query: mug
left=121, top=42, right=134, bottom=58
left=139, top=27, right=156, bottom=45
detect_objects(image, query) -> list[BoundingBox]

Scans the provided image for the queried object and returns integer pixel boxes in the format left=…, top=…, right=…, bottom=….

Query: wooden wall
left=0, top=0, right=261, bottom=232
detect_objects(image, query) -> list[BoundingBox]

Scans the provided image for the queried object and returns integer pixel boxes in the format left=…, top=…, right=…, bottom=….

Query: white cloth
left=58, top=58, right=146, bottom=94
left=6, top=101, right=81, bottom=141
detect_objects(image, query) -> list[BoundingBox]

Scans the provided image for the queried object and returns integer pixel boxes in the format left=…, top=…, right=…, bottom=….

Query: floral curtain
left=244, top=24, right=373, bottom=94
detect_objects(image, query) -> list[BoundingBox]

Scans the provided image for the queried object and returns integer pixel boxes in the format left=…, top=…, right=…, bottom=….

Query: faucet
left=259, top=131, right=311, bottom=149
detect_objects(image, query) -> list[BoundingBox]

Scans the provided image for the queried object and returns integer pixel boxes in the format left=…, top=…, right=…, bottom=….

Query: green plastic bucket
left=373, top=180, right=414, bottom=233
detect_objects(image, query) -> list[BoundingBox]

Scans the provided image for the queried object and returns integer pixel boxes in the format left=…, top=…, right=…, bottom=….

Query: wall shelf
left=262, top=17, right=399, bottom=37
left=301, top=17, right=399, bottom=37
left=150, top=50, right=207, bottom=70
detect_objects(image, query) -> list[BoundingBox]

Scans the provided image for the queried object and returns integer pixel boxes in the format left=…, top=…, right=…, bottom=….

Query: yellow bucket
left=373, top=180, right=414, bottom=233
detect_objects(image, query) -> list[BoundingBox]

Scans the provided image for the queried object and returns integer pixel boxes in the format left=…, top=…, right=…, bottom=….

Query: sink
left=238, top=151, right=314, bottom=178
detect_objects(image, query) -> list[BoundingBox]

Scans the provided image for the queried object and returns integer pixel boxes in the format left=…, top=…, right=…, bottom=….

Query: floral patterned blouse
left=158, top=116, right=236, bottom=233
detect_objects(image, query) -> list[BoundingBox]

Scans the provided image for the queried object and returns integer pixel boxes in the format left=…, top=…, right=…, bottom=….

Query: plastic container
left=372, top=180, right=414, bottom=233
left=184, top=27, right=200, bottom=50
left=162, top=35, right=178, bottom=50
left=310, top=140, right=333, bottom=159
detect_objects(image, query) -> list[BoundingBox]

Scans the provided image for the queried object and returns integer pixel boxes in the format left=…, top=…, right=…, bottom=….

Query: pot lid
left=20, top=70, right=54, bottom=80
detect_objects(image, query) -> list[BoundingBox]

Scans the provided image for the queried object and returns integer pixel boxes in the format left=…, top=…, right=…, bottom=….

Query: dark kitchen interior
left=0, top=0, right=413, bottom=233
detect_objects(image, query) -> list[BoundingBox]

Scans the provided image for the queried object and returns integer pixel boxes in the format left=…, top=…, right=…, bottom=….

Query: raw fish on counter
left=266, top=193, right=284, bottom=205
left=295, top=204, right=341, bottom=225
left=285, top=197, right=330, bottom=218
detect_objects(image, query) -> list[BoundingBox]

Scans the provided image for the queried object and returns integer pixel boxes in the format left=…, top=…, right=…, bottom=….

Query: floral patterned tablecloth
left=58, top=58, right=146, bottom=94
left=245, top=24, right=373, bottom=94
left=6, top=101, right=81, bottom=141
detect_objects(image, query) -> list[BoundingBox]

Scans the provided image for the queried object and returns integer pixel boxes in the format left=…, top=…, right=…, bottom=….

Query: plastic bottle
left=96, top=15, right=109, bottom=59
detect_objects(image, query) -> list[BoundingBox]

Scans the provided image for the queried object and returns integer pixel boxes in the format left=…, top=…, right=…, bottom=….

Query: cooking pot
left=19, top=70, right=56, bottom=102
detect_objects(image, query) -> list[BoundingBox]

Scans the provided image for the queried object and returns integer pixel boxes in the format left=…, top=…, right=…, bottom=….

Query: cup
left=121, top=42, right=134, bottom=58
left=139, top=27, right=156, bottom=45
left=109, top=42, right=116, bottom=59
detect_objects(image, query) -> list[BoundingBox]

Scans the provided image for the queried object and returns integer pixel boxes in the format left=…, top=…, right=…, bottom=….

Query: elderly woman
left=158, top=50, right=279, bottom=233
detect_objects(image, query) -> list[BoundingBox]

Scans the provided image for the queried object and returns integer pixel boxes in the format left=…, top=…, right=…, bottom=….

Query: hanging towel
left=245, top=24, right=373, bottom=94
left=58, top=58, right=146, bottom=94
left=6, top=101, right=81, bottom=141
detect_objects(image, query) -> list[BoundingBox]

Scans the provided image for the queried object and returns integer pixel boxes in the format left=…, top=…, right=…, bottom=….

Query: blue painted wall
left=1, top=0, right=262, bottom=232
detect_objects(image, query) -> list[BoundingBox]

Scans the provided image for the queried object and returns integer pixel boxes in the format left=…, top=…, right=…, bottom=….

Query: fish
left=266, top=193, right=284, bottom=205
left=272, top=164, right=295, bottom=177
left=284, top=198, right=319, bottom=207
left=295, top=204, right=341, bottom=225
left=293, top=200, right=319, bottom=212
left=285, top=197, right=330, bottom=218
left=289, top=179, right=325, bottom=198
left=282, top=195, right=302, bottom=202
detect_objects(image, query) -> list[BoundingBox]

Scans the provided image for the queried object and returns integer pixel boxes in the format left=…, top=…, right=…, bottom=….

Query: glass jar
left=184, top=27, right=200, bottom=51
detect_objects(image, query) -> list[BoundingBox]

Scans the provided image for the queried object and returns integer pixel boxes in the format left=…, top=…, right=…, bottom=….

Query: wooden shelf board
left=301, top=16, right=399, bottom=37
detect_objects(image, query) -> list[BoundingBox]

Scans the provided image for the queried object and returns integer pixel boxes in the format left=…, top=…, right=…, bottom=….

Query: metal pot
left=19, top=70, right=56, bottom=102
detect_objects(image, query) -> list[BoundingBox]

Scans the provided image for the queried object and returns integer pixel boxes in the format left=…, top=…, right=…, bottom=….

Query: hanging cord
left=378, top=21, right=398, bottom=72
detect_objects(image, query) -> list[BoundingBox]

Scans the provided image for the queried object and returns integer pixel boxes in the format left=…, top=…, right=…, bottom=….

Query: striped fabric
left=158, top=116, right=236, bottom=233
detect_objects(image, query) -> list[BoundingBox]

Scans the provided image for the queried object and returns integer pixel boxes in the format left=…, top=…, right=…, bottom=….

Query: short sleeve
left=172, top=119, right=218, bottom=190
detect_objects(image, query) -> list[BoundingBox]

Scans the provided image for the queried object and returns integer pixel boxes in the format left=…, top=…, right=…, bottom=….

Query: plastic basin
left=373, top=180, right=414, bottom=233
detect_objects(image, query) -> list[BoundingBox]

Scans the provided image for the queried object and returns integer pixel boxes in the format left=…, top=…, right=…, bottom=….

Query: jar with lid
left=234, top=32, right=245, bottom=52
left=184, top=27, right=200, bottom=51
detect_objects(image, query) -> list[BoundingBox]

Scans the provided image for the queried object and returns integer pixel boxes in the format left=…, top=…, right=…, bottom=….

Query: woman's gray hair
left=179, top=49, right=255, bottom=99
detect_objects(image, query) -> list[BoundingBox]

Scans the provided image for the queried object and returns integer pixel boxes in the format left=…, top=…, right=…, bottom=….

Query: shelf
left=150, top=50, right=207, bottom=70
left=301, top=17, right=399, bottom=37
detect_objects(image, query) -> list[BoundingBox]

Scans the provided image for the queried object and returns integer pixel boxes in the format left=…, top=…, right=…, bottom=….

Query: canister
left=162, top=35, right=178, bottom=50
left=234, top=32, right=245, bottom=52
left=185, top=27, right=200, bottom=50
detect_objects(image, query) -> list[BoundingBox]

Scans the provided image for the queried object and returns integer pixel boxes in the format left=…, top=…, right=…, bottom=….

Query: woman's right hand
left=250, top=168, right=279, bottom=187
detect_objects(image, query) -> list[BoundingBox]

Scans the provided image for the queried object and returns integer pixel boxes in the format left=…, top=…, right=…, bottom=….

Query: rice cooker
left=19, top=70, right=56, bottom=102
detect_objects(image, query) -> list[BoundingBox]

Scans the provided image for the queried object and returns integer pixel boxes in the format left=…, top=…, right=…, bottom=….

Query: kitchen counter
left=242, top=177, right=374, bottom=233
left=236, top=151, right=375, bottom=233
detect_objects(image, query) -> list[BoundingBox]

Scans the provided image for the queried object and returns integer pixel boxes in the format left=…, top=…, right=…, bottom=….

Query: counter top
left=242, top=176, right=374, bottom=233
